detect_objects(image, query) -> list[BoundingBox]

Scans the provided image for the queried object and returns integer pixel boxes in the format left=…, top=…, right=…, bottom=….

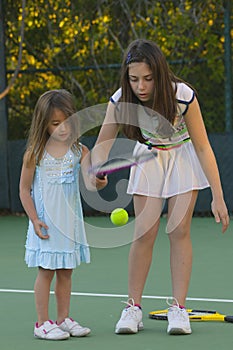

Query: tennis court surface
left=0, top=215, right=232, bottom=350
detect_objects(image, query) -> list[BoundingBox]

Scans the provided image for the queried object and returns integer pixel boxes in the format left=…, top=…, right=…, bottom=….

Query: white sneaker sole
left=115, top=327, right=138, bottom=334
left=34, top=333, right=70, bottom=340
left=69, top=328, right=91, bottom=337
left=167, top=327, right=192, bottom=335
left=115, top=322, right=143, bottom=334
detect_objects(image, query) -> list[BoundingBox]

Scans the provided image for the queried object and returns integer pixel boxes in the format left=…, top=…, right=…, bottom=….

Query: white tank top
left=110, top=82, right=195, bottom=150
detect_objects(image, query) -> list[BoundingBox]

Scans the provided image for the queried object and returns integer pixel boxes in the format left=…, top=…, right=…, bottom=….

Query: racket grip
left=96, top=174, right=106, bottom=180
left=224, top=316, right=233, bottom=323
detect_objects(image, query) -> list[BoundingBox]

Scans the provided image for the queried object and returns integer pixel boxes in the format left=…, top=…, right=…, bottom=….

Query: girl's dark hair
left=116, top=39, right=193, bottom=143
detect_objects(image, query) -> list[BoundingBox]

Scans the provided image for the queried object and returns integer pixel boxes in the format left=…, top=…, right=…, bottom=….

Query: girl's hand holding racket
left=32, top=218, right=49, bottom=239
left=81, top=146, right=108, bottom=191
left=95, top=175, right=108, bottom=190
left=87, top=170, right=108, bottom=191
left=211, top=198, right=229, bottom=233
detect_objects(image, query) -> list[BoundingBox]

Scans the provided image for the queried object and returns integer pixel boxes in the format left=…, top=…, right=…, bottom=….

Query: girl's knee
left=38, top=267, right=55, bottom=279
left=168, top=225, right=191, bottom=242
left=56, top=269, right=73, bottom=280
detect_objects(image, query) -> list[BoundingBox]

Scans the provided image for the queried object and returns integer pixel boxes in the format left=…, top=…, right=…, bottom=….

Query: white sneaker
left=58, top=317, right=91, bottom=337
left=167, top=306, right=192, bottom=335
left=115, top=299, right=143, bottom=334
left=34, top=320, right=70, bottom=340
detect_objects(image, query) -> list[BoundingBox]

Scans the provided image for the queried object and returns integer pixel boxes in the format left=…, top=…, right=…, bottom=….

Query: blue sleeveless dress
left=25, top=145, right=90, bottom=269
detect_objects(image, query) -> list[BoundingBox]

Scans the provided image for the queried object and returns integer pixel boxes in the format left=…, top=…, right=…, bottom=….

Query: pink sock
left=126, top=303, right=142, bottom=309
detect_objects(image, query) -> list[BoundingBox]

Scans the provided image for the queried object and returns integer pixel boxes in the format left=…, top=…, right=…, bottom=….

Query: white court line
left=0, top=288, right=233, bottom=304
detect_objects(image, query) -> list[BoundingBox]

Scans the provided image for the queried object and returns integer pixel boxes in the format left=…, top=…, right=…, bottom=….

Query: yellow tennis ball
left=110, top=208, right=129, bottom=226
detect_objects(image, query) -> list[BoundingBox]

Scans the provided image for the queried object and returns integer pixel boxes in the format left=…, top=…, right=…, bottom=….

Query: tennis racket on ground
left=89, top=150, right=157, bottom=178
left=149, top=308, right=233, bottom=323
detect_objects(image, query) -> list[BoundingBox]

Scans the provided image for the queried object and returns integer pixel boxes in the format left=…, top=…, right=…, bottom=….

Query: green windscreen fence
left=4, top=134, right=233, bottom=215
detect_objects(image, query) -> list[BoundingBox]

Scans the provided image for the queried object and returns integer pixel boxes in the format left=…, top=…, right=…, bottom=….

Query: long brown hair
left=25, top=89, right=78, bottom=166
left=116, top=39, right=192, bottom=143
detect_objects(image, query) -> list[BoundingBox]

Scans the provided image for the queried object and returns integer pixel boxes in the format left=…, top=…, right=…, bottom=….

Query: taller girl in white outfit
left=91, top=39, right=229, bottom=336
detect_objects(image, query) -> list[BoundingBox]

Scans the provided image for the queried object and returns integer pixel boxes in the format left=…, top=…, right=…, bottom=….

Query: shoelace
left=121, top=298, right=136, bottom=308
left=121, top=298, right=140, bottom=320
left=166, top=296, right=188, bottom=322
left=166, top=296, right=180, bottom=308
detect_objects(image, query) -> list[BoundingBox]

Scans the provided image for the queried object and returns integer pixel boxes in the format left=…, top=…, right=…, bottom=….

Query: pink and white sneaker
left=58, top=317, right=91, bottom=337
left=34, top=320, right=70, bottom=340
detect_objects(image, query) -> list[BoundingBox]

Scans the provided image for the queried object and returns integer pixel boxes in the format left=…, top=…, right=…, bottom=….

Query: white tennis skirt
left=127, top=141, right=209, bottom=198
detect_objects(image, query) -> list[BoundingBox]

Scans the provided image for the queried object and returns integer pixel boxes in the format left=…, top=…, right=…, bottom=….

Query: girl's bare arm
left=184, top=97, right=229, bottom=233
left=19, top=154, right=49, bottom=239
left=91, top=101, right=120, bottom=166
left=81, top=145, right=108, bottom=191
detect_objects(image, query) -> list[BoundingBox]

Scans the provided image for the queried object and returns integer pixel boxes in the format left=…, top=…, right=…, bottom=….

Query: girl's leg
left=167, top=190, right=198, bottom=306
left=115, top=195, right=163, bottom=334
left=34, top=267, right=55, bottom=325
left=55, top=269, right=73, bottom=324
left=128, top=195, right=163, bottom=305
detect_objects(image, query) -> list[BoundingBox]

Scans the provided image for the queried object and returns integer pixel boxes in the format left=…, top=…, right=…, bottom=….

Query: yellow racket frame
left=149, top=309, right=233, bottom=322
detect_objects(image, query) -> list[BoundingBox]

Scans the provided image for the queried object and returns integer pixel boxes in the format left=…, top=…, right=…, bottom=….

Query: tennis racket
left=89, top=150, right=157, bottom=178
left=149, top=308, right=233, bottom=323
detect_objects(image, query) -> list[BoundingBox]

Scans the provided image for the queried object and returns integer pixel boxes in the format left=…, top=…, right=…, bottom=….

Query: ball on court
left=110, top=208, right=129, bottom=226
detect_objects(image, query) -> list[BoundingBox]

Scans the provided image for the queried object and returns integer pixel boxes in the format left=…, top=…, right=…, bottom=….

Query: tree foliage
left=3, top=0, right=232, bottom=138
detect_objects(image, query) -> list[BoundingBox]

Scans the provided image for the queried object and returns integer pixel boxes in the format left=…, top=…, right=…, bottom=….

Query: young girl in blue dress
left=20, top=89, right=104, bottom=340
